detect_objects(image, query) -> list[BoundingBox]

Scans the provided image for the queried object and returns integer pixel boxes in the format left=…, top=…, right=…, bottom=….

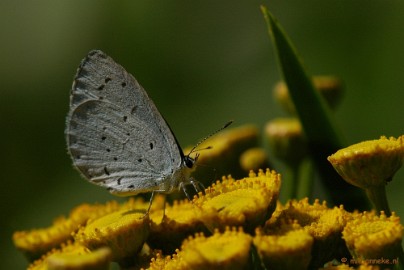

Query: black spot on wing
left=104, top=166, right=110, bottom=175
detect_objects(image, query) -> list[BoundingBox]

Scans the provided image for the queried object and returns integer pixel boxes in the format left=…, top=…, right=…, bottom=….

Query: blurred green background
left=1, top=1, right=403, bottom=268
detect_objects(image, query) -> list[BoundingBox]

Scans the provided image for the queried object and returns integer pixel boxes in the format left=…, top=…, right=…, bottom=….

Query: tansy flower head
left=328, top=135, right=404, bottom=216
left=266, top=198, right=351, bottom=269
left=266, top=198, right=349, bottom=237
left=274, top=75, right=344, bottom=113
left=254, top=226, right=313, bottom=270
left=13, top=218, right=78, bottom=262
left=74, top=208, right=149, bottom=264
left=265, top=118, right=307, bottom=166
left=46, top=246, right=111, bottom=270
left=149, top=227, right=252, bottom=270
left=186, top=124, right=260, bottom=182
left=13, top=201, right=119, bottom=261
left=239, top=147, right=271, bottom=173
left=28, top=242, right=91, bottom=270
left=343, top=211, right=403, bottom=263
left=180, top=227, right=252, bottom=270
left=328, top=135, right=404, bottom=189
left=194, top=169, right=281, bottom=233
left=147, top=198, right=213, bottom=254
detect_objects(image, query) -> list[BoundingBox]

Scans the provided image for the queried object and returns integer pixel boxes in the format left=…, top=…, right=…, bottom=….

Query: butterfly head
left=183, top=152, right=199, bottom=169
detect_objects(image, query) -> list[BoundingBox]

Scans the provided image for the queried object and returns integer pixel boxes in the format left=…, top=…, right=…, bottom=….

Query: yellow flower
left=239, top=147, right=271, bottom=173
left=264, top=118, right=307, bottom=165
left=267, top=198, right=349, bottom=238
left=180, top=228, right=252, bottom=270
left=328, top=135, right=404, bottom=215
left=46, top=246, right=111, bottom=270
left=327, top=135, right=404, bottom=189
left=13, top=201, right=119, bottom=261
left=186, top=124, right=260, bottom=182
left=343, top=211, right=403, bottom=263
left=74, top=208, right=149, bottom=264
left=28, top=241, right=102, bottom=270
left=274, top=75, right=344, bottom=113
left=254, top=226, right=313, bottom=270
left=147, top=198, right=213, bottom=254
left=149, top=227, right=252, bottom=270
left=194, top=169, right=281, bottom=233
left=265, top=198, right=350, bottom=269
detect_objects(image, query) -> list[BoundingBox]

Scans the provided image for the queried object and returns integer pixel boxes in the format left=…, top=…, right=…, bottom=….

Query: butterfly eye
left=184, top=156, right=195, bottom=168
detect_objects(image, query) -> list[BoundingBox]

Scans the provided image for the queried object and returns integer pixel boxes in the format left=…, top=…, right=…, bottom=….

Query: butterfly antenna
left=188, top=120, right=233, bottom=156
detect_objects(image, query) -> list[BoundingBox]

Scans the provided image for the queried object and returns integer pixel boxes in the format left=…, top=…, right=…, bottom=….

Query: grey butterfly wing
left=66, top=50, right=184, bottom=195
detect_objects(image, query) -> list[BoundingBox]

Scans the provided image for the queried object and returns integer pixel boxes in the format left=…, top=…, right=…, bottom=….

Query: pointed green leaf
left=261, top=6, right=343, bottom=148
left=261, top=6, right=369, bottom=210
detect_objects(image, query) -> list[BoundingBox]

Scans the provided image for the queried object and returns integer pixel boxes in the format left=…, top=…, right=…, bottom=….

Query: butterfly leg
left=144, top=191, right=155, bottom=217
left=180, top=178, right=206, bottom=201
left=190, top=178, right=206, bottom=196
left=179, top=181, right=193, bottom=201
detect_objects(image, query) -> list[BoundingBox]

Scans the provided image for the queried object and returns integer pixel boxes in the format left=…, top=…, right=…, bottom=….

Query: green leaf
left=261, top=6, right=343, bottom=148
left=261, top=6, right=369, bottom=210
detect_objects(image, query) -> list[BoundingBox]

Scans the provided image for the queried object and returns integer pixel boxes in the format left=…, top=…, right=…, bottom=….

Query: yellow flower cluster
left=13, top=201, right=120, bottom=261
left=15, top=169, right=283, bottom=269
left=13, top=128, right=404, bottom=270
left=263, top=198, right=351, bottom=269
left=14, top=166, right=404, bottom=269
left=148, top=169, right=280, bottom=253
left=146, top=197, right=402, bottom=270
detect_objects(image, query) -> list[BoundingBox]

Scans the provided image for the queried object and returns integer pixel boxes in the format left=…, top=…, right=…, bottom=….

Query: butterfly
left=66, top=50, right=231, bottom=212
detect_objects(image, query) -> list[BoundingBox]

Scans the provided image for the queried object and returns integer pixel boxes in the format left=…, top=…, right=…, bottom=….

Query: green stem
left=296, top=158, right=314, bottom=199
left=280, top=163, right=300, bottom=202
left=398, top=250, right=404, bottom=270
left=365, top=185, right=391, bottom=216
